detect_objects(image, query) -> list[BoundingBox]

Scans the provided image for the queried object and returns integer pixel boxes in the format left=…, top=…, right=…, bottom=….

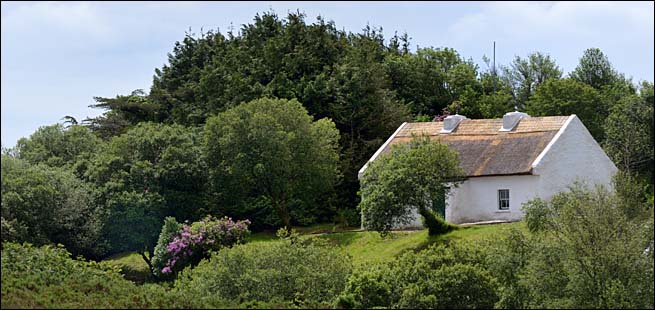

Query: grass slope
left=104, top=252, right=153, bottom=284
left=105, top=221, right=525, bottom=282
left=317, top=222, right=525, bottom=266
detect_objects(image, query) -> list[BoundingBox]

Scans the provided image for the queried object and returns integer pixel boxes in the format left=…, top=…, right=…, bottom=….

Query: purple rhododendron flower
left=161, top=216, right=251, bottom=273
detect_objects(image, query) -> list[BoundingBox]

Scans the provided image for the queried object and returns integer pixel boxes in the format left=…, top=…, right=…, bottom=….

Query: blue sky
left=2, top=1, right=653, bottom=148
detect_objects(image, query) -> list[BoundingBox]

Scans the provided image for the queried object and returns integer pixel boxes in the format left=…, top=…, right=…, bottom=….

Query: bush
left=0, top=242, right=186, bottom=308
left=337, top=264, right=394, bottom=308
left=151, top=216, right=182, bottom=279
left=158, top=215, right=250, bottom=277
left=520, top=182, right=654, bottom=309
left=397, top=263, right=498, bottom=309
left=1, top=155, right=107, bottom=259
left=339, top=241, right=497, bottom=309
left=612, top=171, right=653, bottom=220
left=335, top=207, right=362, bottom=228
left=174, top=234, right=352, bottom=307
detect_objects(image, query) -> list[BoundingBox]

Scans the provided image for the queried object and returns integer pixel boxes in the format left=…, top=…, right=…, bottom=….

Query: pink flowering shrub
left=160, top=215, right=250, bottom=276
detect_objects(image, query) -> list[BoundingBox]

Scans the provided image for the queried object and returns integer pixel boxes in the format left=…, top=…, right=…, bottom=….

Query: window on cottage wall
left=498, top=189, right=510, bottom=210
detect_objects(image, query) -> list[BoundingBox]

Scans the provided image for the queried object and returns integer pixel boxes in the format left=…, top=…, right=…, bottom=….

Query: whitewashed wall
left=531, top=115, right=618, bottom=199
left=445, top=175, right=540, bottom=224
left=395, top=175, right=540, bottom=227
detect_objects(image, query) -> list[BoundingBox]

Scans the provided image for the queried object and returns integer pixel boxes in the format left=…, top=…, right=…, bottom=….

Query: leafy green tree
left=522, top=182, right=654, bottom=309
left=359, top=135, right=465, bottom=235
left=143, top=12, right=405, bottom=218
left=16, top=124, right=104, bottom=177
left=460, top=90, right=514, bottom=119
left=570, top=48, right=619, bottom=90
left=457, top=56, right=514, bottom=119
left=329, top=27, right=411, bottom=218
left=103, top=190, right=165, bottom=268
left=603, top=91, right=654, bottom=180
left=88, top=122, right=207, bottom=222
left=385, top=47, right=479, bottom=116
left=502, top=52, right=562, bottom=108
left=86, top=122, right=207, bottom=259
left=526, top=78, right=605, bottom=141
left=1, top=155, right=106, bottom=258
left=84, top=89, right=161, bottom=140
left=204, top=98, right=340, bottom=228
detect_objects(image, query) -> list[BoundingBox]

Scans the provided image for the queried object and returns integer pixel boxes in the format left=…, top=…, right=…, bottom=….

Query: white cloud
left=450, top=2, right=652, bottom=40
left=1, top=2, right=116, bottom=46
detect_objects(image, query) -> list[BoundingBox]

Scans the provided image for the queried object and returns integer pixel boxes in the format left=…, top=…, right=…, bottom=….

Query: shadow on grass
left=104, top=252, right=153, bottom=285
left=316, top=230, right=362, bottom=247
left=411, top=225, right=468, bottom=253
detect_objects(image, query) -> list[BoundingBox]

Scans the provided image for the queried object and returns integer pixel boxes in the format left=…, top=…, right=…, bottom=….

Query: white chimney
left=440, top=114, right=467, bottom=134
left=500, top=111, right=529, bottom=132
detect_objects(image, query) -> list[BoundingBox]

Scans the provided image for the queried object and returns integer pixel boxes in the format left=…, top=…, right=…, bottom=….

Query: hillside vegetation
left=2, top=9, right=653, bottom=310
left=106, top=222, right=523, bottom=281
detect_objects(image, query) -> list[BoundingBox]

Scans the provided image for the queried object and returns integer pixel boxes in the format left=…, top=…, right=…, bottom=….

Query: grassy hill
left=315, top=222, right=524, bottom=266
left=106, top=221, right=524, bottom=281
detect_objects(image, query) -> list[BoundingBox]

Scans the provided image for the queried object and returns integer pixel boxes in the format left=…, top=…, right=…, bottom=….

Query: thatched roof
left=377, top=116, right=569, bottom=177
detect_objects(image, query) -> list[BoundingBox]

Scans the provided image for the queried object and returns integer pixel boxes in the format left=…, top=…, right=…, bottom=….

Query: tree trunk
left=417, top=205, right=431, bottom=221
left=281, top=211, right=291, bottom=229
left=139, top=249, right=154, bottom=276
left=418, top=205, right=452, bottom=236
left=272, top=198, right=291, bottom=228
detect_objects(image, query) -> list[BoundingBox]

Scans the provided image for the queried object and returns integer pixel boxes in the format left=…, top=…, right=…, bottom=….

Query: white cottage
left=358, top=112, right=618, bottom=227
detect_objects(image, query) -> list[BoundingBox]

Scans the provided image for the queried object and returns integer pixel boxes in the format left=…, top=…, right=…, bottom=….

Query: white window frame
left=498, top=189, right=510, bottom=210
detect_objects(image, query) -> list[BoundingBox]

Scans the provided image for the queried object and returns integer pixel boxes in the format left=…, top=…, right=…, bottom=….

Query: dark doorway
left=431, top=186, right=447, bottom=218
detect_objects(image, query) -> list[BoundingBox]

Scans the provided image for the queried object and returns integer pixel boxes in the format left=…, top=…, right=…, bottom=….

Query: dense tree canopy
left=385, top=47, right=480, bottom=116
left=502, top=52, right=562, bottom=108
left=204, top=98, right=340, bottom=228
left=526, top=78, right=605, bottom=141
left=86, top=122, right=207, bottom=256
left=79, top=11, right=650, bottom=219
left=603, top=82, right=654, bottom=182
left=1, top=155, right=105, bottom=258
left=16, top=124, right=103, bottom=177
left=570, top=48, right=620, bottom=90
left=84, top=90, right=161, bottom=140
left=89, top=123, right=207, bottom=216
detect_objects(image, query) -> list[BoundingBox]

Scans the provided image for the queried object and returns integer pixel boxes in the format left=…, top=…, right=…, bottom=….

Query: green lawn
left=245, top=223, right=361, bottom=243
left=316, top=221, right=525, bottom=266
left=104, top=252, right=152, bottom=284
left=105, top=221, right=525, bottom=282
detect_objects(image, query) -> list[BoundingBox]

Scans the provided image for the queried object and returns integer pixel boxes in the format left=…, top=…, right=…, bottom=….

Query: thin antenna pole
left=493, top=41, right=497, bottom=93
